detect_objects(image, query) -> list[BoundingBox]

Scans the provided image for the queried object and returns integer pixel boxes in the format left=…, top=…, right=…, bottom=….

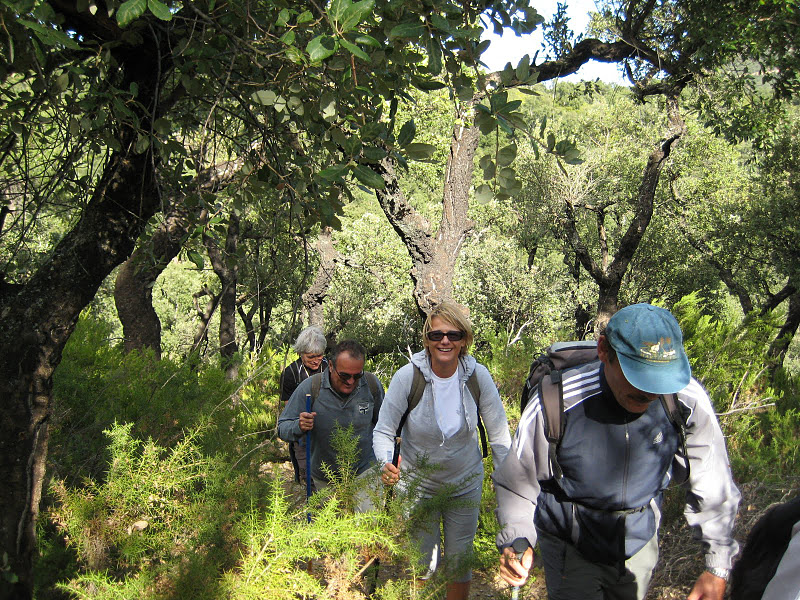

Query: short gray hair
left=293, top=326, right=327, bottom=355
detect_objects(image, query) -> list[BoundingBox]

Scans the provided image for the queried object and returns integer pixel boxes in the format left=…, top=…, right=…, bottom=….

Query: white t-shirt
left=431, top=370, right=463, bottom=439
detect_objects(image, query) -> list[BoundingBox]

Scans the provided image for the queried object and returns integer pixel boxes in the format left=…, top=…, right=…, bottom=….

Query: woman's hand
left=381, top=456, right=402, bottom=485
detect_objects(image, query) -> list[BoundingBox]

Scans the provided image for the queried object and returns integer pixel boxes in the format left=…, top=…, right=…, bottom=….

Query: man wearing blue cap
left=494, top=304, right=741, bottom=600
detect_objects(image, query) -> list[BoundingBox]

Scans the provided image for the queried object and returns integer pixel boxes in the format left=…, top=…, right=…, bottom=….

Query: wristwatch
left=706, top=567, right=730, bottom=582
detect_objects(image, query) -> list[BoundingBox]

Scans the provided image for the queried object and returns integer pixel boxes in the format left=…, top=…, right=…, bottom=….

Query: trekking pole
left=366, top=439, right=401, bottom=597
left=305, top=393, right=313, bottom=575
left=305, top=393, right=312, bottom=523
left=510, top=538, right=530, bottom=600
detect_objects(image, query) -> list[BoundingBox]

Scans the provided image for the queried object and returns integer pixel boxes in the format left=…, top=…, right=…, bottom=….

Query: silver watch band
left=707, top=567, right=730, bottom=582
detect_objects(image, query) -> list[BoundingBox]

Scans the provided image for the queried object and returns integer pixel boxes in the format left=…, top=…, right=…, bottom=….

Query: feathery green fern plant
left=49, top=421, right=237, bottom=599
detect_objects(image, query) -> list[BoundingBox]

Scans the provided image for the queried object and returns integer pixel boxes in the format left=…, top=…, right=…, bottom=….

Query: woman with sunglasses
left=372, top=301, right=511, bottom=600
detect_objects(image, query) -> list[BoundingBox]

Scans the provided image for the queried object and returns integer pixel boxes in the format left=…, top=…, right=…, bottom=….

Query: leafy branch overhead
left=0, top=0, right=546, bottom=592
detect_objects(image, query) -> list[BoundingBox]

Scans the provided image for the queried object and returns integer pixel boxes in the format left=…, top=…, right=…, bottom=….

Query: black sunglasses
left=426, top=330, right=465, bottom=342
left=332, top=364, right=364, bottom=382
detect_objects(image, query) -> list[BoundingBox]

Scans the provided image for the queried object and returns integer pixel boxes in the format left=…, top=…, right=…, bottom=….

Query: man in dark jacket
left=496, top=304, right=740, bottom=600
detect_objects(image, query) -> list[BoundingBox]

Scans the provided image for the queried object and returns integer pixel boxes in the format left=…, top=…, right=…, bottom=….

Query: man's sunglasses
left=332, top=364, right=364, bottom=382
left=426, top=330, right=465, bottom=342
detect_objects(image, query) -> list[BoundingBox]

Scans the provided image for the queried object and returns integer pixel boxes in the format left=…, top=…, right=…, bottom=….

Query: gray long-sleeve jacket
left=494, top=361, right=741, bottom=571
left=278, top=370, right=383, bottom=482
left=762, top=519, right=800, bottom=600
left=372, top=350, right=511, bottom=497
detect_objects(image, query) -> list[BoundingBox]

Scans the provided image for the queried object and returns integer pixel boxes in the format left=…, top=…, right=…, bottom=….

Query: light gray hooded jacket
left=372, top=350, right=511, bottom=496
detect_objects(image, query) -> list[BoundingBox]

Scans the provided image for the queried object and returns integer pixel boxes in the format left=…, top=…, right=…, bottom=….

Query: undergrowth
left=36, top=299, right=800, bottom=598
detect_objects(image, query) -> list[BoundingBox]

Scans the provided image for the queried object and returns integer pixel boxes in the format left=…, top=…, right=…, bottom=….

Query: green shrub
left=474, top=455, right=501, bottom=573
left=673, top=292, right=781, bottom=414
left=221, top=473, right=402, bottom=600
left=472, top=331, right=539, bottom=424
left=50, top=313, right=237, bottom=483
left=659, top=293, right=800, bottom=523
left=727, top=408, right=800, bottom=481
left=231, top=347, right=293, bottom=466
left=49, top=422, right=238, bottom=599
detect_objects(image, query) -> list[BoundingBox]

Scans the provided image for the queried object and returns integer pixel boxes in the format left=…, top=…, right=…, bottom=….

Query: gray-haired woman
left=280, top=326, right=328, bottom=487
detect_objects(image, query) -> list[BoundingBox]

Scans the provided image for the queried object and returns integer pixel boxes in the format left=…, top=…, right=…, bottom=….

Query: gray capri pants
left=412, top=484, right=482, bottom=583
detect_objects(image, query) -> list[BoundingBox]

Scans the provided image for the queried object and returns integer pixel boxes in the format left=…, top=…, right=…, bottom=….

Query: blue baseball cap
left=605, top=304, right=691, bottom=395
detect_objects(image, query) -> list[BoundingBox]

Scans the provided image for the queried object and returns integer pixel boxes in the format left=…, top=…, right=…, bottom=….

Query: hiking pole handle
left=382, top=438, right=401, bottom=509
left=391, top=436, right=401, bottom=468
left=510, top=538, right=530, bottom=600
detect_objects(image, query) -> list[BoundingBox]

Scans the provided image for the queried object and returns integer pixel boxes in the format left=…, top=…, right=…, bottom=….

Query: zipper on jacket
left=622, top=419, right=631, bottom=509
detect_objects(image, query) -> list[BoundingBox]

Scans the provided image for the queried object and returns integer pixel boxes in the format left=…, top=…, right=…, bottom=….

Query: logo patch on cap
left=639, top=337, right=678, bottom=362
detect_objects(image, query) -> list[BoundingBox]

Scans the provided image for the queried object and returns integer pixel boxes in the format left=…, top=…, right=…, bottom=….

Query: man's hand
left=687, top=570, right=726, bottom=600
left=381, top=455, right=401, bottom=485
left=299, top=411, right=316, bottom=432
left=499, top=545, right=534, bottom=587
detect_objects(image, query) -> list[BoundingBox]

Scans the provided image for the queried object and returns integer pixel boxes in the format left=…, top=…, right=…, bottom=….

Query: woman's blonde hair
left=422, top=301, right=474, bottom=357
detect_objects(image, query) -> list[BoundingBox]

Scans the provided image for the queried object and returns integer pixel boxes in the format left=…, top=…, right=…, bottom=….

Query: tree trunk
left=204, top=211, right=240, bottom=379
left=562, top=92, right=686, bottom=329
left=768, top=289, right=800, bottom=378
left=237, top=296, right=258, bottom=355
left=257, top=296, right=275, bottom=354
left=0, top=144, right=159, bottom=598
left=191, top=285, right=219, bottom=357
left=370, top=42, right=641, bottom=320
left=302, top=227, right=337, bottom=328
left=374, top=115, right=479, bottom=319
left=114, top=155, right=254, bottom=358
left=114, top=254, right=163, bottom=359
left=114, top=202, right=197, bottom=360
left=0, top=4, right=166, bottom=591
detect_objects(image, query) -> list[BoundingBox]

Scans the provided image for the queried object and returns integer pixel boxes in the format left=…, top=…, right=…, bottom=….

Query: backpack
left=520, top=340, right=689, bottom=484
left=309, top=371, right=382, bottom=428
left=391, top=364, right=488, bottom=465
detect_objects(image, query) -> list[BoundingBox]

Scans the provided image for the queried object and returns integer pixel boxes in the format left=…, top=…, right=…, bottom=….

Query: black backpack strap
left=365, top=372, right=382, bottom=426
left=660, top=393, right=690, bottom=485
left=395, top=365, right=426, bottom=438
left=310, top=372, right=322, bottom=406
left=465, top=372, right=488, bottom=458
left=365, top=371, right=380, bottom=398
left=391, top=365, right=426, bottom=465
left=539, top=371, right=566, bottom=480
